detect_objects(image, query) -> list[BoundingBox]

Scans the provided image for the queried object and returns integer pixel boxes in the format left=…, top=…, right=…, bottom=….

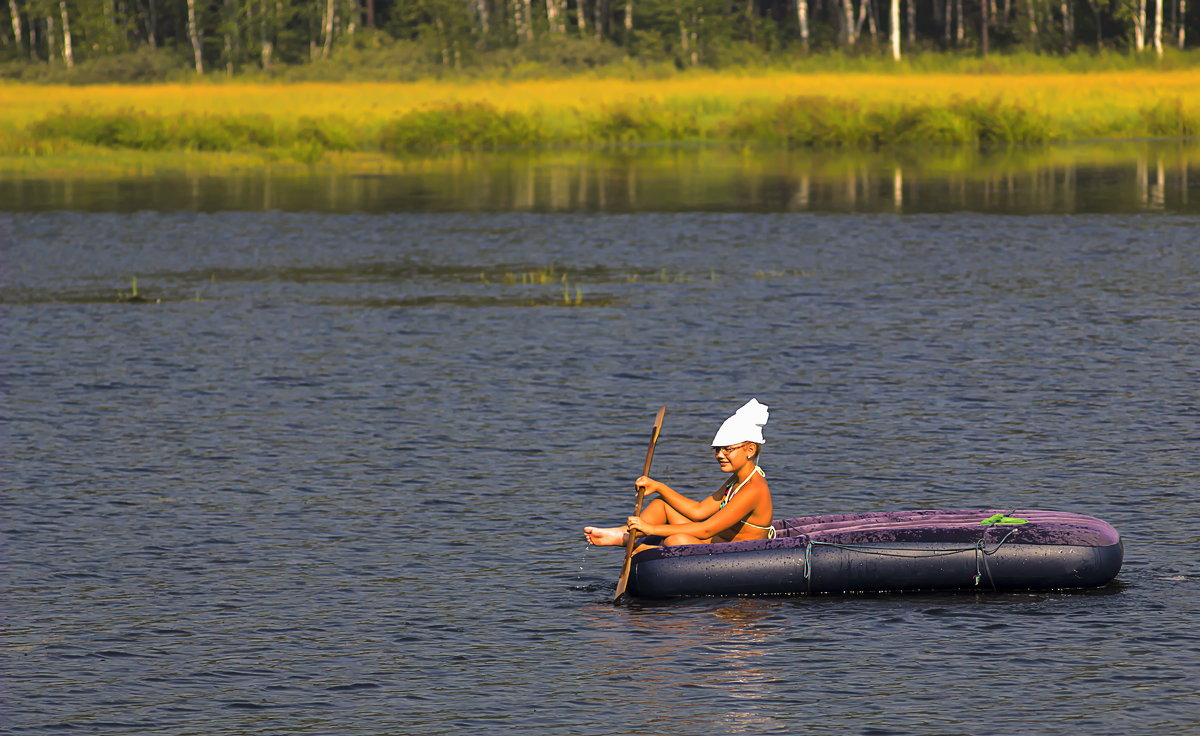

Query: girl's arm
left=636, top=475, right=722, bottom=521
left=630, top=476, right=766, bottom=540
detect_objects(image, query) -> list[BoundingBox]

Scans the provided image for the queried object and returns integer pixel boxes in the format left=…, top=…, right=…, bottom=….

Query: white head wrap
left=711, top=398, right=769, bottom=447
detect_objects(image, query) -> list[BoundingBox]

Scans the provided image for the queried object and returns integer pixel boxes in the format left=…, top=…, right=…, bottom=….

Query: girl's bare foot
left=584, top=526, right=628, bottom=546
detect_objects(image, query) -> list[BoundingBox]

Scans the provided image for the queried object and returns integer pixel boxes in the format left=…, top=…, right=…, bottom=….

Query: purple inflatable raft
left=626, top=509, right=1123, bottom=599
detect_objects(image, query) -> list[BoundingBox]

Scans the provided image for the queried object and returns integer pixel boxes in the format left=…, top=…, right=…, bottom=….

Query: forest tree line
left=2, top=0, right=1195, bottom=77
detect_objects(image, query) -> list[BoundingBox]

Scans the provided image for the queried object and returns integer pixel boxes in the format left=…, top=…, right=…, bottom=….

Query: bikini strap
left=720, top=465, right=766, bottom=508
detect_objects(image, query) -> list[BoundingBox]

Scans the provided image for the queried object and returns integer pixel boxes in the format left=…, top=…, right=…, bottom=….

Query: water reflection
left=2, top=142, right=1196, bottom=214
left=575, top=597, right=787, bottom=733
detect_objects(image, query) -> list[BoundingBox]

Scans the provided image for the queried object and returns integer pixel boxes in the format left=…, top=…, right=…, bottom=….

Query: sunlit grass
left=3, top=69, right=1197, bottom=128
left=1, top=71, right=1197, bottom=172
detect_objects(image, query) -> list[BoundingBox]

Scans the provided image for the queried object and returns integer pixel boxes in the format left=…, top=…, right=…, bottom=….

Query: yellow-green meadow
left=2, top=70, right=1198, bottom=174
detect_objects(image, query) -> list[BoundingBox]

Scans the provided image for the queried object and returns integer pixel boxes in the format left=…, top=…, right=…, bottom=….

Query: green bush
left=1141, top=98, right=1198, bottom=138
left=586, top=101, right=702, bottom=143
left=296, top=116, right=360, bottom=150
left=379, top=103, right=545, bottom=153
left=721, top=97, right=881, bottom=147
left=0, top=48, right=189, bottom=84
left=272, top=39, right=439, bottom=81
left=29, top=110, right=288, bottom=150
left=721, top=96, right=1054, bottom=149
left=534, top=36, right=628, bottom=71
left=891, top=105, right=980, bottom=146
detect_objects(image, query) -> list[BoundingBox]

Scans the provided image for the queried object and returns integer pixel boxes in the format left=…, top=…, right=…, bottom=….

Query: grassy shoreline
left=2, top=70, right=1198, bottom=172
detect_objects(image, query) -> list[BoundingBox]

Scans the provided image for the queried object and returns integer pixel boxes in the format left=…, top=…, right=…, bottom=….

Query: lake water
left=3, top=145, right=1199, bottom=735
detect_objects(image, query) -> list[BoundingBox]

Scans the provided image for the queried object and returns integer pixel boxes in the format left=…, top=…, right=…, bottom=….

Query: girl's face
left=712, top=442, right=755, bottom=472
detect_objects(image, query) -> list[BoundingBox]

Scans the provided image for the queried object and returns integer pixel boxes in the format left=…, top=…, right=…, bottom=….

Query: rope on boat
left=800, top=527, right=1021, bottom=592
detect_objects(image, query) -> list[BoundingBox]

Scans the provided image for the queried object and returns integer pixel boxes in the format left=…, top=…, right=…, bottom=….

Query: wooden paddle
left=613, top=405, right=666, bottom=603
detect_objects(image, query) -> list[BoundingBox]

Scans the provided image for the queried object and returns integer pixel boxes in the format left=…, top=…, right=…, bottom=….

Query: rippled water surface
left=3, top=150, right=1199, bottom=735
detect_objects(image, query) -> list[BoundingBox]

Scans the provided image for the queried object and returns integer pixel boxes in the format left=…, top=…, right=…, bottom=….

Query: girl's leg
left=584, top=498, right=694, bottom=547
left=662, top=533, right=707, bottom=546
left=640, top=497, right=690, bottom=525
left=634, top=499, right=706, bottom=549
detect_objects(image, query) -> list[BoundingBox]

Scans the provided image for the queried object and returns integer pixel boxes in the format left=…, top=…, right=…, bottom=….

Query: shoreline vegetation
left=1, top=63, right=1199, bottom=174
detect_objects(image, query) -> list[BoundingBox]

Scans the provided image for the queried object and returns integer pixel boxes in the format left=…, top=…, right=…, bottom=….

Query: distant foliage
left=1, top=0, right=1197, bottom=81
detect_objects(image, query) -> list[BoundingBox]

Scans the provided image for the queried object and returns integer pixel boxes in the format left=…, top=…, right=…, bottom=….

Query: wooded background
left=3, top=0, right=1195, bottom=79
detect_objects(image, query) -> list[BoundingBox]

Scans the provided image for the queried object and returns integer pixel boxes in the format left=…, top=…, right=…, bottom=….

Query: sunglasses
left=712, top=443, right=749, bottom=456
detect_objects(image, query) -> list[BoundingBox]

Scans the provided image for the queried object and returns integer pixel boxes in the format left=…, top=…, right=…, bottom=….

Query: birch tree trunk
left=955, top=0, right=964, bottom=42
left=187, top=0, right=203, bottom=72
left=59, top=0, right=73, bottom=67
left=1152, top=0, right=1162, bottom=55
left=47, top=14, right=56, bottom=63
left=144, top=0, right=158, bottom=48
left=322, top=0, right=335, bottom=56
left=1133, top=0, right=1146, bottom=50
left=858, top=0, right=877, bottom=38
left=890, top=0, right=900, bottom=59
left=1060, top=0, right=1072, bottom=49
left=474, top=0, right=489, bottom=35
left=260, top=0, right=272, bottom=68
left=677, top=0, right=688, bottom=59
left=434, top=15, right=448, bottom=65
left=512, top=0, right=525, bottom=40
left=1179, top=0, right=1186, bottom=48
left=260, top=10, right=272, bottom=67
left=9, top=0, right=22, bottom=46
left=690, top=9, right=698, bottom=66
left=224, top=0, right=236, bottom=73
left=547, top=0, right=560, bottom=32
left=906, top=0, right=914, bottom=42
left=577, top=0, right=588, bottom=34
left=797, top=0, right=810, bottom=50
left=624, top=0, right=632, bottom=33
left=842, top=0, right=857, bottom=46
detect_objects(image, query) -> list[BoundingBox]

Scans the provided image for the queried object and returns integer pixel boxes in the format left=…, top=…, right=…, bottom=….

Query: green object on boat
left=981, top=513, right=1029, bottom=526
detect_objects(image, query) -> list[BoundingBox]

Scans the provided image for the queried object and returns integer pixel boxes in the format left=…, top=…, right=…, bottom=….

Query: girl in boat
left=585, top=398, right=775, bottom=548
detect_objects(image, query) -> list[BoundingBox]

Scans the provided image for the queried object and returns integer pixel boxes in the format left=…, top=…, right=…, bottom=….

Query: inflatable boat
left=625, top=509, right=1123, bottom=599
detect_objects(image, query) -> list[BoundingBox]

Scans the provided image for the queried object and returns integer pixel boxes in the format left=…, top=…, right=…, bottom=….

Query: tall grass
left=6, top=70, right=1199, bottom=124
left=19, top=108, right=364, bottom=162
left=27, top=96, right=1193, bottom=156
left=379, top=103, right=545, bottom=153
left=720, top=97, right=1057, bottom=147
left=3, top=69, right=1198, bottom=165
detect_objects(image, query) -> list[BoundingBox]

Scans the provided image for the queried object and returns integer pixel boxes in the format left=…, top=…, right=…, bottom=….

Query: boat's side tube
left=628, top=541, right=1124, bottom=599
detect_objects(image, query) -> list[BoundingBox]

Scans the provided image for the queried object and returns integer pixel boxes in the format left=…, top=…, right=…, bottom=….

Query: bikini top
left=719, top=465, right=767, bottom=508
left=719, top=466, right=776, bottom=538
